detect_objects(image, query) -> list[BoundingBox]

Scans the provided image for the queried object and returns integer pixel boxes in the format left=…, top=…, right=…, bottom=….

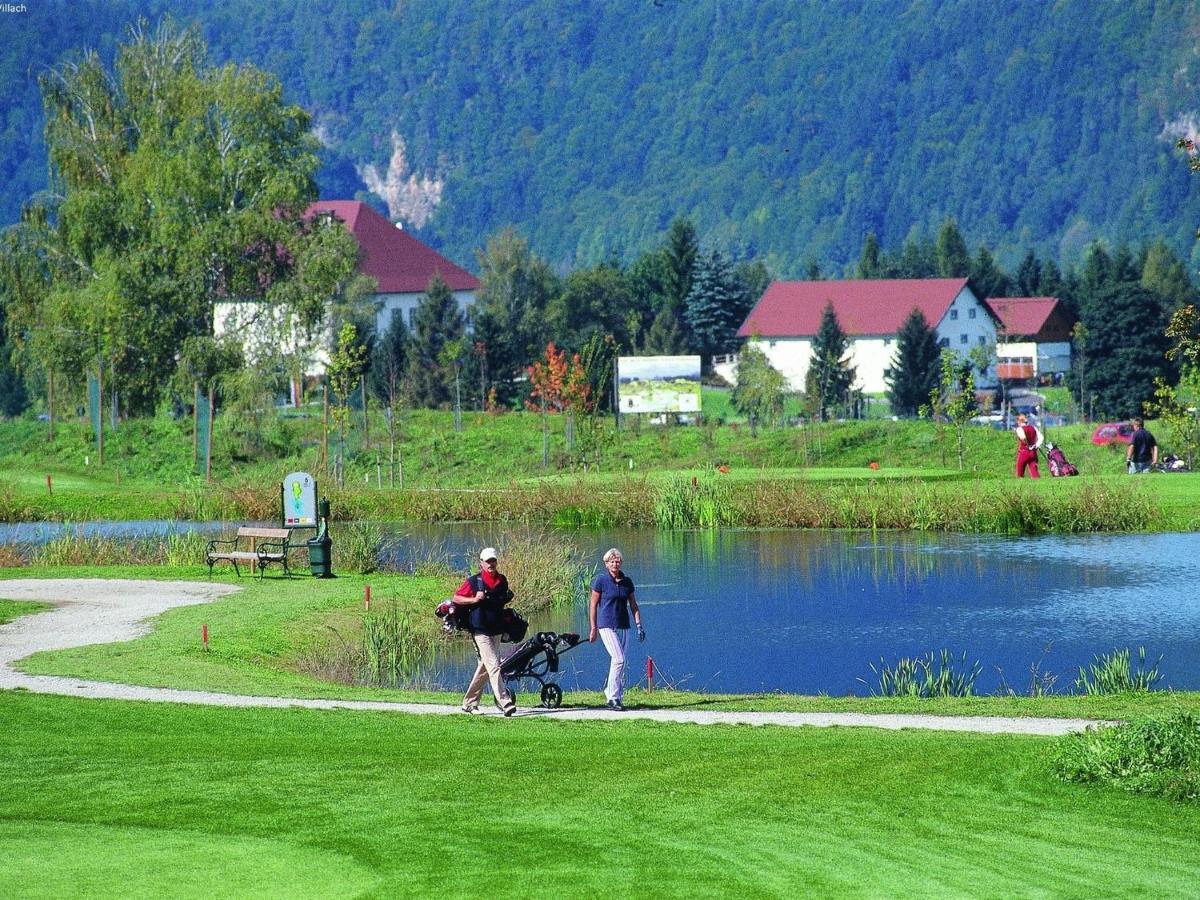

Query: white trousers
left=599, top=627, right=630, bottom=702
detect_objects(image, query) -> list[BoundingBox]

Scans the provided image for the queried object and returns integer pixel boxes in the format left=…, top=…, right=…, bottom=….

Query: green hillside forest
left=3, top=0, right=1200, bottom=274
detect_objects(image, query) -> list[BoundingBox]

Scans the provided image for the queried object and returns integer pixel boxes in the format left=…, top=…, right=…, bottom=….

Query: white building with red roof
left=214, top=200, right=479, bottom=391
left=982, top=296, right=1073, bottom=382
left=734, top=278, right=998, bottom=393
left=308, top=200, right=480, bottom=337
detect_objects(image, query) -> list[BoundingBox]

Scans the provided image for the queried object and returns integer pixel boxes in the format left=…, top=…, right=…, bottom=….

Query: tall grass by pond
left=292, top=531, right=590, bottom=690
left=861, top=649, right=984, bottom=698
left=15, top=530, right=214, bottom=568
left=1074, top=646, right=1165, bottom=695
left=861, top=645, right=1171, bottom=700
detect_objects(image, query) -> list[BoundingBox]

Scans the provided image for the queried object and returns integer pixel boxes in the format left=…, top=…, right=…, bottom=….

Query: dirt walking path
left=0, top=578, right=1108, bottom=735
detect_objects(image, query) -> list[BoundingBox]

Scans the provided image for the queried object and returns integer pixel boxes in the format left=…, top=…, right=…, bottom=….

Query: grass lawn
left=0, top=599, right=49, bottom=626
left=1, top=691, right=1198, bottom=897
left=3, top=410, right=1199, bottom=530
left=7, top=566, right=1200, bottom=720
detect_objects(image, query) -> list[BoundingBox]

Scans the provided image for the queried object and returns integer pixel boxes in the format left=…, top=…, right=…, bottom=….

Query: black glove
left=637, top=626, right=646, bottom=643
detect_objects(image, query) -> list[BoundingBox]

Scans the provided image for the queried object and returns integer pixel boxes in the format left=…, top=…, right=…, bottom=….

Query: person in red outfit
left=1014, top=413, right=1043, bottom=478
left=453, top=547, right=517, bottom=716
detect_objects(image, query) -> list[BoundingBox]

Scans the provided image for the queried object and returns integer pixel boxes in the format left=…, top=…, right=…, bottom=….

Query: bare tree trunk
left=205, top=385, right=214, bottom=481
left=47, top=370, right=55, bottom=443
left=361, top=378, right=369, bottom=448
left=321, top=384, right=329, bottom=476
left=97, top=365, right=105, bottom=466
left=192, top=380, right=199, bottom=470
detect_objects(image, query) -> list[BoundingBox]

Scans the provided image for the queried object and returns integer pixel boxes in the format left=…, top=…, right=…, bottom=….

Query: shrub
left=1052, top=712, right=1200, bottom=802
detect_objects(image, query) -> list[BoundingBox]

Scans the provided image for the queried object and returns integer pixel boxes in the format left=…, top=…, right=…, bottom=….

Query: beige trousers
left=463, top=632, right=515, bottom=712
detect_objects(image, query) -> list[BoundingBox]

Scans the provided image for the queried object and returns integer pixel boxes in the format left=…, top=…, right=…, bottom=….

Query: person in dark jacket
left=588, top=547, right=644, bottom=711
left=1126, top=417, right=1158, bottom=474
left=453, top=547, right=517, bottom=716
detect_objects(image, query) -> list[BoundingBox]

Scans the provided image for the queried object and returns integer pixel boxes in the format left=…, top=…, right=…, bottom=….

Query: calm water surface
left=394, top=526, right=1200, bottom=696
left=3, top=520, right=1198, bottom=696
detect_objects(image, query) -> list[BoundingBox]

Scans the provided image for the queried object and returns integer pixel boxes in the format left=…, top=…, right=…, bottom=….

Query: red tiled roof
left=984, top=297, right=1069, bottom=341
left=737, top=278, right=972, bottom=338
left=307, top=200, right=480, bottom=293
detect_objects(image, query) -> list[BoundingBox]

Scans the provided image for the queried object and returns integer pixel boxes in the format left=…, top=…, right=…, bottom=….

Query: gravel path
left=0, top=578, right=1108, bottom=735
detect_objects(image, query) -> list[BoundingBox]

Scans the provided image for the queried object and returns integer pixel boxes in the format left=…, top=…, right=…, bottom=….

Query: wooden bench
left=206, top=527, right=294, bottom=578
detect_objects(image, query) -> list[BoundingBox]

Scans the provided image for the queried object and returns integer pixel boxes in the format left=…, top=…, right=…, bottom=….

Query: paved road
left=0, top=579, right=1108, bottom=735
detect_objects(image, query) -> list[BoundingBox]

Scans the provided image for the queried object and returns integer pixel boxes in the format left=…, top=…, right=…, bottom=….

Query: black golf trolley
left=500, top=631, right=582, bottom=708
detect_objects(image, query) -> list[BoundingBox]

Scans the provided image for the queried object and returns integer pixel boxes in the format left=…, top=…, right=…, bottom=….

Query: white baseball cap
left=479, top=547, right=499, bottom=562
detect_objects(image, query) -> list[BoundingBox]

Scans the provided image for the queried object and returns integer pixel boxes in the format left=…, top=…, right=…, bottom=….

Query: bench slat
left=236, top=528, right=292, bottom=539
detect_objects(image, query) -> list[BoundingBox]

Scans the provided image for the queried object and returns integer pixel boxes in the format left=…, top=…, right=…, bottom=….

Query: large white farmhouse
left=214, top=200, right=480, bottom=394
left=308, top=200, right=480, bottom=337
left=734, top=278, right=999, bottom=393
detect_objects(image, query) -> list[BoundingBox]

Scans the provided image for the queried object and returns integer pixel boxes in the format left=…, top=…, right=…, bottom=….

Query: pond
left=396, top=525, right=1200, bottom=697
left=3, top=520, right=1198, bottom=696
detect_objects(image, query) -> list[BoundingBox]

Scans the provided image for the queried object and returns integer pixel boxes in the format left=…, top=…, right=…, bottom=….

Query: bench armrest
left=206, top=536, right=239, bottom=553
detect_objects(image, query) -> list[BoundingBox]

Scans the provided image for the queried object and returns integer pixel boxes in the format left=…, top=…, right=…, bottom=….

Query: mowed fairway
left=2, top=693, right=1198, bottom=898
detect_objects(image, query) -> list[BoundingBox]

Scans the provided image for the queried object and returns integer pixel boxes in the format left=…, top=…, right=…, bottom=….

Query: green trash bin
left=307, top=516, right=332, bottom=578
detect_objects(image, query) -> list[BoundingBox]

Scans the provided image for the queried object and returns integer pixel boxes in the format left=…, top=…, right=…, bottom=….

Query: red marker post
left=46, top=474, right=52, bottom=496
left=364, top=584, right=372, bottom=611
left=202, top=624, right=209, bottom=652
left=646, top=656, right=655, bottom=692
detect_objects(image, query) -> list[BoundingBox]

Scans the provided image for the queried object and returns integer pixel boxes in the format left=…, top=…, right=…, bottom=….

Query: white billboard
left=617, top=355, right=702, bottom=414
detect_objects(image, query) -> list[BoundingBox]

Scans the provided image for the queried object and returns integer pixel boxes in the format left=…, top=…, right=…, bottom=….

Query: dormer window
left=968, top=308, right=977, bottom=319
left=949, top=309, right=959, bottom=320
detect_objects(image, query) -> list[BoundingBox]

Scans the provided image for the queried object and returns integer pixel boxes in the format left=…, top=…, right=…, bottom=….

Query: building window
left=939, top=337, right=950, bottom=348
left=883, top=337, right=892, bottom=346
left=949, top=309, right=959, bottom=320
left=959, top=334, right=968, bottom=344
left=968, top=308, right=977, bottom=319
left=408, top=307, right=417, bottom=327
left=978, top=335, right=986, bottom=345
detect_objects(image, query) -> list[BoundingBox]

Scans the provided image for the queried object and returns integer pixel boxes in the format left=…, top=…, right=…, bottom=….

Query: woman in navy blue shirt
left=588, top=547, right=644, bottom=711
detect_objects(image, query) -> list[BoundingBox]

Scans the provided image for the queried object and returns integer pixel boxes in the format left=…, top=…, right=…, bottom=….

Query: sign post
left=616, top=355, right=702, bottom=422
left=281, top=472, right=318, bottom=528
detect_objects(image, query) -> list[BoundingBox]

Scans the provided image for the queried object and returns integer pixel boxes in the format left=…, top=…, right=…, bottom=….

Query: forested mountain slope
left=4, top=0, right=1200, bottom=274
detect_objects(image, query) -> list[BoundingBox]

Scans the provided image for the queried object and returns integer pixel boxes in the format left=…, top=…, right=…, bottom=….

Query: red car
left=1090, top=422, right=1134, bottom=446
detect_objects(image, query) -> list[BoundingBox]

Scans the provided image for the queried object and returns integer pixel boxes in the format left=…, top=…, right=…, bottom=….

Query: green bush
left=1052, top=712, right=1200, bottom=802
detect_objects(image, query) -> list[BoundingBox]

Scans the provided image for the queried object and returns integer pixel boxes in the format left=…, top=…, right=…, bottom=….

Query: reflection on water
left=396, top=525, right=1200, bottom=696
left=3, top=519, right=1198, bottom=696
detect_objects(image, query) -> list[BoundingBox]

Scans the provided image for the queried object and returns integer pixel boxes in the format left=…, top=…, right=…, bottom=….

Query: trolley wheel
left=540, top=683, right=563, bottom=709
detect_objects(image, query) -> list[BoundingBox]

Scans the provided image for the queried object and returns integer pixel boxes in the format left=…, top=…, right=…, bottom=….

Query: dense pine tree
left=804, top=302, right=855, bottom=421
left=857, top=233, right=882, bottom=279
left=406, top=274, right=465, bottom=408
left=1141, top=239, right=1196, bottom=318
left=684, top=249, right=743, bottom=364
left=663, top=217, right=699, bottom=316
left=969, top=246, right=1011, bottom=301
left=1015, top=251, right=1042, bottom=296
left=886, top=308, right=941, bottom=417
left=370, top=309, right=409, bottom=406
left=935, top=219, right=971, bottom=278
